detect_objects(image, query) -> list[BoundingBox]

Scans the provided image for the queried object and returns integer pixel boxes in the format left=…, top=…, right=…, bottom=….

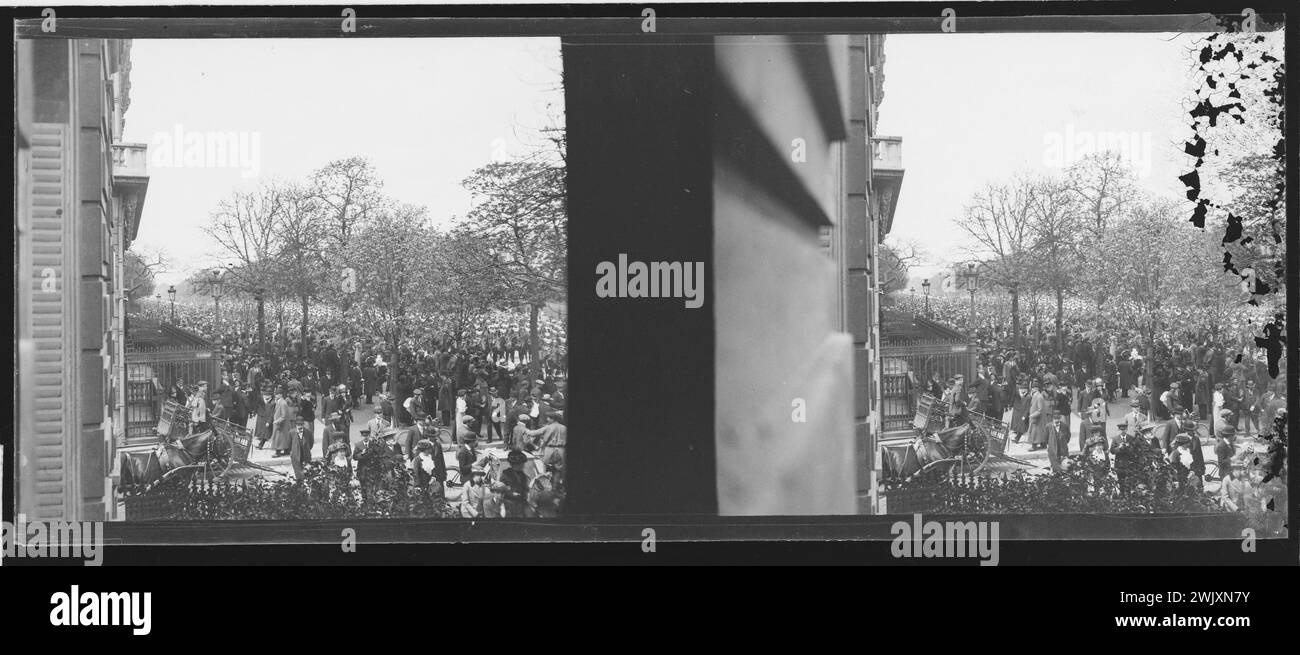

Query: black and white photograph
left=15, top=35, right=569, bottom=523
left=715, top=28, right=1287, bottom=532
left=4, top=1, right=1296, bottom=584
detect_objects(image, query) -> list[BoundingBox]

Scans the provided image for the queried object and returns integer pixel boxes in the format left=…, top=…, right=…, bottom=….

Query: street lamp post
left=167, top=285, right=177, bottom=323
left=256, top=287, right=266, bottom=354
left=962, top=263, right=980, bottom=333
left=921, top=279, right=931, bottom=318
left=211, top=270, right=225, bottom=333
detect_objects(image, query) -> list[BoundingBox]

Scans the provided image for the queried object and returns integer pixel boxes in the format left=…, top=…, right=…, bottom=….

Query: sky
left=875, top=32, right=1218, bottom=280
left=123, top=37, right=563, bottom=285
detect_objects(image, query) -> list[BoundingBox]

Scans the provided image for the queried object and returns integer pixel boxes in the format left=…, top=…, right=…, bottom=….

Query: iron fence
left=880, top=345, right=976, bottom=434
left=124, top=357, right=220, bottom=444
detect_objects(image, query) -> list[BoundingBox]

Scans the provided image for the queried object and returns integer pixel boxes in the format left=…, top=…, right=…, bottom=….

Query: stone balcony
left=112, top=142, right=149, bottom=244
left=870, top=136, right=904, bottom=238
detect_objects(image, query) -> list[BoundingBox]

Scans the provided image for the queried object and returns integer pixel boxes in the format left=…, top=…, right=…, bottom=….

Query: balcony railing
left=112, top=142, right=149, bottom=179
left=870, top=136, right=903, bottom=173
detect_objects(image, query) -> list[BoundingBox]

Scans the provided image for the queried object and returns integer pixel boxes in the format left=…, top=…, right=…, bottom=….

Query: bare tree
left=201, top=182, right=289, bottom=351
left=123, top=246, right=170, bottom=309
left=955, top=178, right=1038, bottom=348
left=269, top=183, right=329, bottom=360
left=1024, top=175, right=1084, bottom=353
left=879, top=237, right=925, bottom=297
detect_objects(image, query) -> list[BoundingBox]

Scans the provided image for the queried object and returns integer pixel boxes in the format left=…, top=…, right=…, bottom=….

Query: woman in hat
left=1026, top=381, right=1049, bottom=451
left=499, top=449, right=532, bottom=518
left=412, top=438, right=446, bottom=493
left=459, top=465, right=489, bottom=518
left=1167, top=433, right=1204, bottom=491
left=1077, top=397, right=1108, bottom=454
left=326, top=433, right=353, bottom=479
left=271, top=385, right=298, bottom=457
left=1217, top=458, right=1251, bottom=511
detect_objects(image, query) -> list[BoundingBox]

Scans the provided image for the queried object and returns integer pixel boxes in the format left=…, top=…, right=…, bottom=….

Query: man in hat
left=1045, top=380, right=1071, bottom=451
left=437, top=374, right=455, bottom=428
left=927, top=371, right=944, bottom=399
left=1121, top=398, right=1145, bottom=438
left=500, top=449, right=532, bottom=518
left=1009, top=377, right=1032, bottom=443
left=187, top=381, right=211, bottom=434
left=1078, top=397, right=1109, bottom=454
left=1240, top=378, right=1262, bottom=435
left=362, top=360, right=378, bottom=405
left=488, top=386, right=506, bottom=443
left=1214, top=409, right=1238, bottom=480
left=289, top=416, right=313, bottom=479
left=456, top=431, right=490, bottom=484
left=251, top=379, right=276, bottom=449
left=511, top=413, right=534, bottom=451
left=215, top=373, right=248, bottom=428
left=1001, top=353, right=1020, bottom=390
left=327, top=384, right=352, bottom=436
left=465, top=385, right=486, bottom=439
left=507, top=391, right=535, bottom=433
left=403, top=388, right=426, bottom=426
left=1016, top=379, right=1044, bottom=450
left=363, top=404, right=390, bottom=446
left=353, top=427, right=401, bottom=502
left=1040, top=408, right=1066, bottom=472
left=525, top=411, right=567, bottom=490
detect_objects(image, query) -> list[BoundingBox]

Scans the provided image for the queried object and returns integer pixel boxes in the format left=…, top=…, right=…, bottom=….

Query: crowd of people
left=893, top=292, right=1287, bottom=516
left=139, top=297, right=569, bottom=517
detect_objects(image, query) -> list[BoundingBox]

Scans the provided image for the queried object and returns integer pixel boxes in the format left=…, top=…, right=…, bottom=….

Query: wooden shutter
left=26, top=122, right=74, bottom=519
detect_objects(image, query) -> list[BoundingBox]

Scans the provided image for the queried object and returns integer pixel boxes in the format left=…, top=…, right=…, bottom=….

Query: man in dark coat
left=298, top=390, right=316, bottom=463
left=500, top=449, right=532, bottom=517
left=168, top=377, right=189, bottom=407
left=348, top=363, right=364, bottom=406
left=438, top=375, right=455, bottom=427
left=327, top=385, right=352, bottom=439
left=1009, top=379, right=1032, bottom=443
left=1074, top=338, right=1095, bottom=378
left=362, top=362, right=378, bottom=405
left=250, top=380, right=276, bottom=449
left=215, top=374, right=248, bottom=427
left=1117, top=357, right=1133, bottom=397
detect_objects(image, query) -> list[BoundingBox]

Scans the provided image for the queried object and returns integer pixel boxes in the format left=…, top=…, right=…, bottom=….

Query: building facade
left=16, top=38, right=149, bottom=521
left=712, top=35, right=903, bottom=515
